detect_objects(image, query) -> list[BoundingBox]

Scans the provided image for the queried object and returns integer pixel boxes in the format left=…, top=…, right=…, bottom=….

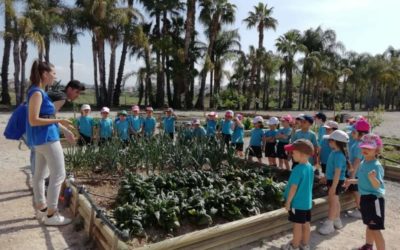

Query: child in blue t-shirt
left=142, top=107, right=156, bottom=138
left=317, top=121, right=338, bottom=175
left=276, top=115, right=293, bottom=170
left=315, top=112, right=327, bottom=145
left=231, top=114, right=244, bottom=157
left=128, top=105, right=143, bottom=139
left=318, top=130, right=350, bottom=236
left=291, top=115, right=318, bottom=167
left=192, top=119, right=206, bottom=139
left=115, top=110, right=130, bottom=145
left=162, top=107, right=177, bottom=139
left=344, top=134, right=385, bottom=250
left=219, top=110, right=234, bottom=148
left=347, top=119, right=370, bottom=219
left=98, top=107, right=113, bottom=145
left=282, top=139, right=315, bottom=250
left=77, top=104, right=95, bottom=146
left=206, top=111, right=218, bottom=138
left=248, top=116, right=264, bottom=163
left=264, top=117, right=279, bottom=167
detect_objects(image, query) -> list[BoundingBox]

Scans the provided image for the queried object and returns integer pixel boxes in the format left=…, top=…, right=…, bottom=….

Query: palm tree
left=261, top=51, right=280, bottom=109
left=243, top=2, right=277, bottom=109
left=195, top=0, right=236, bottom=109
left=0, top=0, right=14, bottom=105
left=275, top=29, right=306, bottom=109
left=60, top=7, right=83, bottom=81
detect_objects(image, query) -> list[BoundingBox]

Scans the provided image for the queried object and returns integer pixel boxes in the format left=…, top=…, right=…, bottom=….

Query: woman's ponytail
left=337, top=141, right=352, bottom=171
left=29, top=60, right=54, bottom=87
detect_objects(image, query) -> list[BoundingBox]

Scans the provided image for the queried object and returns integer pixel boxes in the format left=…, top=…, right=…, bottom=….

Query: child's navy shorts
left=276, top=141, right=289, bottom=159
left=345, top=172, right=358, bottom=192
left=327, top=180, right=345, bottom=195
left=288, top=208, right=311, bottom=224
left=232, top=142, right=244, bottom=151
left=360, top=195, right=385, bottom=230
left=249, top=146, right=262, bottom=158
left=265, top=142, right=277, bottom=157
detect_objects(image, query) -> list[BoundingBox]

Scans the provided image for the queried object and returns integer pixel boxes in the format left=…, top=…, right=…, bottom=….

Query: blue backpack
left=3, top=103, right=27, bottom=140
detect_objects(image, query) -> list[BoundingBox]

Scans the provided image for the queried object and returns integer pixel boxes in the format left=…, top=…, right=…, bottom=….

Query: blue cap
left=299, top=114, right=314, bottom=124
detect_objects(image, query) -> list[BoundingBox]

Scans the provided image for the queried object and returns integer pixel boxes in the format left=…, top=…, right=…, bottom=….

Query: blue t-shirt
left=318, top=126, right=326, bottom=145
left=98, top=118, right=113, bottom=138
left=206, top=119, right=217, bottom=136
left=232, top=125, right=244, bottom=143
left=193, top=127, right=206, bottom=138
left=250, top=128, right=264, bottom=146
left=221, top=119, right=233, bottom=135
left=349, top=140, right=363, bottom=164
left=277, top=127, right=292, bottom=143
left=284, top=162, right=314, bottom=210
left=319, top=138, right=332, bottom=165
left=348, top=131, right=356, bottom=151
left=77, top=116, right=95, bottom=137
left=143, top=117, right=156, bottom=137
left=183, top=128, right=193, bottom=140
left=357, top=159, right=385, bottom=197
left=326, top=150, right=347, bottom=180
left=264, top=129, right=278, bottom=142
left=128, top=115, right=142, bottom=133
left=26, top=87, right=59, bottom=146
left=163, top=116, right=175, bottom=133
left=115, top=119, right=130, bottom=140
left=291, top=129, right=318, bottom=164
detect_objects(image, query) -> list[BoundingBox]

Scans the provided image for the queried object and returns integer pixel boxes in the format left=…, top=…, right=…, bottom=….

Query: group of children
left=75, top=105, right=386, bottom=250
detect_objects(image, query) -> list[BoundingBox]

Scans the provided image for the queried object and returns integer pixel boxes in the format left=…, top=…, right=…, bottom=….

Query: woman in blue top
left=162, top=107, right=177, bottom=139
left=98, top=107, right=113, bottom=145
left=344, top=134, right=385, bottom=250
left=27, top=60, right=73, bottom=226
left=231, top=114, right=244, bottom=157
left=319, top=130, right=350, bottom=236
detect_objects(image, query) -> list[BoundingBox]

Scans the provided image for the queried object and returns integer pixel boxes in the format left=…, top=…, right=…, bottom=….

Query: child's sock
left=40, top=207, right=48, bottom=212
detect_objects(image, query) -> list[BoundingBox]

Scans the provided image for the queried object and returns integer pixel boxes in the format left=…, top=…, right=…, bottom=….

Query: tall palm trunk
left=91, top=36, right=100, bottom=106
left=183, top=0, right=196, bottom=109
left=298, top=66, right=306, bottom=111
left=166, top=55, right=173, bottom=106
left=195, top=68, right=207, bottom=109
left=255, top=23, right=264, bottom=109
left=1, top=8, right=12, bottom=105
left=114, top=35, right=127, bottom=106
left=97, top=38, right=107, bottom=106
left=107, top=40, right=117, bottom=107
left=155, top=11, right=164, bottom=108
left=302, top=74, right=308, bottom=109
left=13, top=37, right=21, bottom=105
left=20, top=40, right=28, bottom=103
left=70, top=43, right=74, bottom=81
left=44, top=36, right=50, bottom=63
left=144, top=47, right=154, bottom=106
left=283, top=64, right=293, bottom=109
left=278, top=66, right=283, bottom=109
left=209, top=69, right=214, bottom=108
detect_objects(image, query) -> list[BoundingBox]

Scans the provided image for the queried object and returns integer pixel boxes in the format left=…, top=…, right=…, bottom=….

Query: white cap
left=81, top=104, right=91, bottom=111
left=101, top=107, right=110, bottom=113
left=267, top=117, right=280, bottom=125
left=166, top=108, right=173, bottom=112
left=225, top=110, right=234, bottom=117
left=192, top=118, right=201, bottom=125
left=132, top=105, right=140, bottom=111
left=323, top=130, right=349, bottom=143
left=253, top=116, right=264, bottom=124
left=146, top=107, right=154, bottom=112
left=323, top=120, right=339, bottom=129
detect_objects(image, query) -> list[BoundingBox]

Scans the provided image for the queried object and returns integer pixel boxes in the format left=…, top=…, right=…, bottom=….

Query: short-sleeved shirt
left=348, top=131, right=356, bottom=151
left=232, top=125, right=244, bottom=143
left=277, top=127, right=292, bottom=143
left=284, top=162, right=314, bottom=210
left=318, top=126, right=326, bottom=145
left=291, top=129, right=318, bottom=164
left=193, top=127, right=206, bottom=138
left=326, top=150, right=347, bottom=180
left=115, top=119, right=130, bottom=140
left=143, top=117, right=156, bottom=137
left=163, top=116, right=175, bottom=133
left=77, top=116, right=95, bottom=137
left=349, top=140, right=363, bottom=164
left=250, top=128, right=264, bottom=146
left=183, top=128, right=193, bottom=140
left=357, top=159, right=385, bottom=197
left=98, top=118, right=113, bottom=138
left=221, top=119, right=233, bottom=135
left=128, top=115, right=142, bottom=133
left=319, top=138, right=332, bottom=165
left=206, top=119, right=217, bottom=136
left=47, top=90, right=67, bottom=102
left=264, top=129, right=278, bottom=141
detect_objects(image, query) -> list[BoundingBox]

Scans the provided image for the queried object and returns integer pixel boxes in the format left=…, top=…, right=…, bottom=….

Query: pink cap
left=359, top=134, right=383, bottom=149
left=132, top=105, right=140, bottom=111
left=208, top=111, right=217, bottom=116
left=236, top=114, right=243, bottom=121
left=146, top=106, right=154, bottom=112
left=280, top=115, right=293, bottom=123
left=166, top=108, right=173, bottom=112
left=192, top=118, right=200, bottom=125
left=354, top=119, right=370, bottom=132
left=225, top=110, right=234, bottom=117
left=101, top=107, right=110, bottom=113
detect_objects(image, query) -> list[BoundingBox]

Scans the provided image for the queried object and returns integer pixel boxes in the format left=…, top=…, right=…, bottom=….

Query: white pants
left=33, top=141, right=65, bottom=210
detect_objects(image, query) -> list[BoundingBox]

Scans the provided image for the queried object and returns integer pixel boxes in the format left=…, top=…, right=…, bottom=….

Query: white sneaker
left=281, top=242, right=300, bottom=250
left=300, top=244, right=311, bottom=250
left=44, top=212, right=72, bottom=226
left=334, top=218, right=343, bottom=229
left=35, top=210, right=47, bottom=223
left=348, top=209, right=362, bottom=219
left=318, top=220, right=335, bottom=235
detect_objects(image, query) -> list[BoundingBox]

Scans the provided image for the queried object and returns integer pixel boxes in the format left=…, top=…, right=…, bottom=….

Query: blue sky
left=1, top=0, right=399, bottom=87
